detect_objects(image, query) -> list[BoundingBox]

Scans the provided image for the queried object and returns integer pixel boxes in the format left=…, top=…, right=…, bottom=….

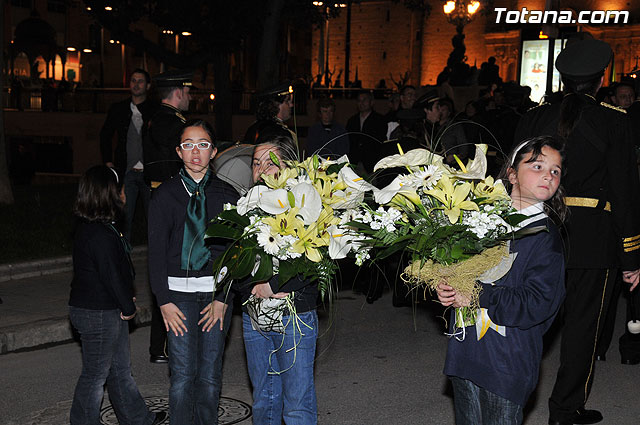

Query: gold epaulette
left=623, top=234, right=640, bottom=252
left=527, top=102, right=549, bottom=112
left=600, top=102, right=627, bottom=113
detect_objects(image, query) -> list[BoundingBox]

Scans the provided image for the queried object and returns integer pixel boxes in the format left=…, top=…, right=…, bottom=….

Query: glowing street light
left=67, top=46, right=77, bottom=51
left=443, top=0, right=481, bottom=30
left=181, top=32, right=192, bottom=36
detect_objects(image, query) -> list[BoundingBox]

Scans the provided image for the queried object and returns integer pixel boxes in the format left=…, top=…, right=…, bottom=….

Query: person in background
left=306, top=97, right=349, bottom=159
left=69, top=165, right=166, bottom=425
left=100, top=68, right=155, bottom=241
left=611, top=82, right=636, bottom=110
left=143, top=69, right=194, bottom=364
left=346, top=90, right=387, bottom=173
left=514, top=38, right=640, bottom=425
left=143, top=69, right=193, bottom=189
left=244, top=82, right=296, bottom=145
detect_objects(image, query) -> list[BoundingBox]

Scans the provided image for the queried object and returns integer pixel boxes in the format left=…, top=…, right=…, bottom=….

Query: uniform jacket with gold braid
left=143, top=103, right=186, bottom=183
left=514, top=96, right=640, bottom=270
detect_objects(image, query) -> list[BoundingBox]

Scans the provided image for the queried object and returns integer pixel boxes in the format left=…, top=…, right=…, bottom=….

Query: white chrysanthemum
left=256, top=228, right=282, bottom=256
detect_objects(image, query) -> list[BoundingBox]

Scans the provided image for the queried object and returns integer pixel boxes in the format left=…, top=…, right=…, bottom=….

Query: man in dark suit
left=514, top=38, right=640, bottom=425
left=100, top=68, right=154, bottom=240
left=346, top=90, right=387, bottom=173
left=143, top=69, right=192, bottom=188
left=143, top=69, right=193, bottom=364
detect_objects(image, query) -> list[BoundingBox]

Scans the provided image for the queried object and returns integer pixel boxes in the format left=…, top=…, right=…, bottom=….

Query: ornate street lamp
left=443, top=0, right=480, bottom=33
left=442, top=0, right=482, bottom=85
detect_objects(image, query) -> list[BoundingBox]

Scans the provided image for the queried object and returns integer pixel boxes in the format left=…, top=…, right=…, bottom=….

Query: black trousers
left=549, top=268, right=616, bottom=421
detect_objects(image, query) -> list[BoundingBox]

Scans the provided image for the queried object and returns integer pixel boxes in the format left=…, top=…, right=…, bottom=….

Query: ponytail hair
left=499, top=135, right=568, bottom=223
left=557, top=75, right=602, bottom=141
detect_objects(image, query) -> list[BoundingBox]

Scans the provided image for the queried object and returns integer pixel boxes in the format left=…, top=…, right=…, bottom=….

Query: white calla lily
left=257, top=188, right=290, bottom=215
left=373, top=175, right=421, bottom=205
left=237, top=185, right=269, bottom=215
left=339, top=166, right=376, bottom=192
left=331, top=189, right=366, bottom=210
left=290, top=182, right=323, bottom=225
left=327, top=225, right=358, bottom=259
left=321, top=154, right=350, bottom=167
left=373, top=148, right=444, bottom=172
left=445, top=144, right=488, bottom=180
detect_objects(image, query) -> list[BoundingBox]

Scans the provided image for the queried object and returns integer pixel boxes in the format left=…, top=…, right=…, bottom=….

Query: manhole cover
left=99, top=395, right=251, bottom=424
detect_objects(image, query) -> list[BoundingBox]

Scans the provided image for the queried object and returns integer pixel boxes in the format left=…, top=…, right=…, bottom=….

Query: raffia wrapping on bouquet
left=401, top=243, right=510, bottom=309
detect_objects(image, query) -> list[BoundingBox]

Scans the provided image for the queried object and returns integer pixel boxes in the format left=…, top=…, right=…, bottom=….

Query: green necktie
left=180, top=168, right=211, bottom=271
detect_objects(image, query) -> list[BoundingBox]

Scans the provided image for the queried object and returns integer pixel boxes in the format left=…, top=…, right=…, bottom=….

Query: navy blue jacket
left=147, top=173, right=239, bottom=306
left=69, top=221, right=137, bottom=316
left=444, top=217, right=565, bottom=407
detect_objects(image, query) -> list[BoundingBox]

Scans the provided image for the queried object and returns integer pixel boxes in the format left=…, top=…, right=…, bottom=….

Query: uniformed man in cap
left=514, top=38, right=640, bottom=425
left=143, top=69, right=193, bottom=188
left=143, top=69, right=193, bottom=364
left=243, top=82, right=297, bottom=145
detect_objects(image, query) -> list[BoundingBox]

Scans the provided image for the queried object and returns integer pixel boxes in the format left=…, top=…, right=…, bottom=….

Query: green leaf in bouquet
left=450, top=244, right=464, bottom=260
left=226, top=246, right=257, bottom=280
left=277, top=258, right=300, bottom=287
left=503, top=213, right=529, bottom=227
left=247, top=253, right=275, bottom=284
left=325, top=162, right=348, bottom=176
left=377, top=239, right=411, bottom=259
left=217, top=209, right=251, bottom=227
left=269, top=151, right=281, bottom=168
left=205, top=223, right=243, bottom=240
left=287, top=191, right=296, bottom=208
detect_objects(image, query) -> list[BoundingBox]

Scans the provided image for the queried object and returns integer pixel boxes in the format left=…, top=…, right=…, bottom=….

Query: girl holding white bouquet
left=437, top=135, right=567, bottom=424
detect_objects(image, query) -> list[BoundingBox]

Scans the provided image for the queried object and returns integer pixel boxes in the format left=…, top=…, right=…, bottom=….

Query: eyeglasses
left=180, top=141, right=212, bottom=150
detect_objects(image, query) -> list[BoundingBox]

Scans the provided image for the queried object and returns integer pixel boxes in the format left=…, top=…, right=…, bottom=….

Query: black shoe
left=152, top=411, right=167, bottom=424
left=595, top=354, right=606, bottom=361
left=150, top=354, right=169, bottom=364
left=549, top=408, right=603, bottom=425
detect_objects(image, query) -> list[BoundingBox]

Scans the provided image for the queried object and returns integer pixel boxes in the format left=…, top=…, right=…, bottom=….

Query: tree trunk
left=213, top=52, right=233, bottom=141
left=257, top=0, right=285, bottom=90
left=0, top=0, right=15, bottom=205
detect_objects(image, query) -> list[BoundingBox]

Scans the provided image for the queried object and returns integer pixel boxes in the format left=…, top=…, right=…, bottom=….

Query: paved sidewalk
left=0, top=248, right=151, bottom=353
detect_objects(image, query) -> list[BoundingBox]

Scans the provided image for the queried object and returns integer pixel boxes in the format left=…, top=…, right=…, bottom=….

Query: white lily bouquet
left=206, top=154, right=374, bottom=331
left=349, top=144, right=532, bottom=330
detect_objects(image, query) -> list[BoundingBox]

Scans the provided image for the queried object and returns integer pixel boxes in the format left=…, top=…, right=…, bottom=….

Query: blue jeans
left=167, top=291, right=231, bottom=425
left=69, top=307, right=154, bottom=425
left=123, top=169, right=150, bottom=241
left=243, top=310, right=318, bottom=425
left=450, top=377, right=523, bottom=425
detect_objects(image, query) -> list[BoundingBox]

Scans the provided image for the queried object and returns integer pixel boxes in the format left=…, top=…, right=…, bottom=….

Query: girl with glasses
left=148, top=119, right=239, bottom=424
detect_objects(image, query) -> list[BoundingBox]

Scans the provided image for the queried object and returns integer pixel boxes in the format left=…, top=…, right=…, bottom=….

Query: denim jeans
left=123, top=169, right=150, bottom=241
left=243, top=310, right=318, bottom=425
left=450, top=377, right=523, bottom=425
left=69, top=307, right=154, bottom=425
left=167, top=291, right=231, bottom=425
